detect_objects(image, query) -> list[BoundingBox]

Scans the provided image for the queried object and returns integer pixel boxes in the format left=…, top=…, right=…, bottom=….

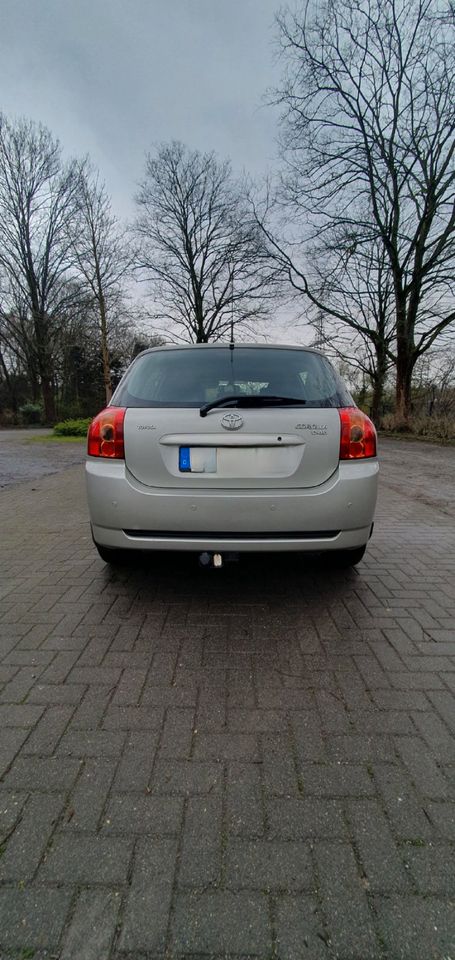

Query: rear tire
left=330, top=544, right=366, bottom=568
left=94, top=543, right=128, bottom=565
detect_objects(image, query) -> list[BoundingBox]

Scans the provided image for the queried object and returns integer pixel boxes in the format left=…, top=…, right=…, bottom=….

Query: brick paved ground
left=0, top=438, right=454, bottom=960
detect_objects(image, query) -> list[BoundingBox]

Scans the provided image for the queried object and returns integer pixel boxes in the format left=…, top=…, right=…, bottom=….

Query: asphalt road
left=0, top=429, right=85, bottom=488
left=379, top=437, right=455, bottom=519
left=0, top=432, right=454, bottom=959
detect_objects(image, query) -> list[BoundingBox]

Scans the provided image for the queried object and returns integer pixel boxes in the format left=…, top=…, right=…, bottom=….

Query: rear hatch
left=112, top=344, right=353, bottom=490
left=123, top=407, right=341, bottom=489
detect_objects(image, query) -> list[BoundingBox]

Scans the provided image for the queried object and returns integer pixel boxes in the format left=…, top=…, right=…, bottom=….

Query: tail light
left=87, top=406, right=125, bottom=459
left=339, top=407, right=376, bottom=459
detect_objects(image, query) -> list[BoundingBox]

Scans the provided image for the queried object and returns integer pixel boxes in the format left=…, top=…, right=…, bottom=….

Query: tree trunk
left=370, top=340, right=389, bottom=425
left=41, top=376, right=56, bottom=423
left=33, top=311, right=56, bottom=422
left=395, top=346, right=414, bottom=426
left=0, top=348, right=18, bottom=417
left=99, top=293, right=112, bottom=405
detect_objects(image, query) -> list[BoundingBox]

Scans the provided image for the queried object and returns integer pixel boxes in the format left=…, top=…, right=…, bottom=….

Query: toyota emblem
left=221, top=412, right=244, bottom=430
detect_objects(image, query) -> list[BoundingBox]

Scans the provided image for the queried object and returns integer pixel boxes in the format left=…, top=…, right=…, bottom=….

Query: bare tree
left=270, top=0, right=455, bottom=422
left=134, top=141, right=274, bottom=343
left=256, top=201, right=396, bottom=421
left=70, top=172, right=133, bottom=404
left=0, top=114, right=84, bottom=420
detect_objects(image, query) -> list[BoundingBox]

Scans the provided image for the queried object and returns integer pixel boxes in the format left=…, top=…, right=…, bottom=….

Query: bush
left=19, top=402, right=43, bottom=424
left=0, top=408, right=19, bottom=427
left=53, top=417, right=92, bottom=437
left=380, top=413, right=455, bottom=441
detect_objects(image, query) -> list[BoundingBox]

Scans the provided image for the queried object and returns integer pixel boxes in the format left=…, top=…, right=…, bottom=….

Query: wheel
left=329, top=544, right=367, bottom=568
left=94, top=543, right=128, bottom=564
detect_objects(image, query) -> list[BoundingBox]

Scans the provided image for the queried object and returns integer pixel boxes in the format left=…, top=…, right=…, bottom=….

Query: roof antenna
left=229, top=267, right=235, bottom=350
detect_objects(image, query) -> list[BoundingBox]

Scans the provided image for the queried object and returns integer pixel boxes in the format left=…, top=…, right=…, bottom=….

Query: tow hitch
left=199, top=552, right=224, bottom=569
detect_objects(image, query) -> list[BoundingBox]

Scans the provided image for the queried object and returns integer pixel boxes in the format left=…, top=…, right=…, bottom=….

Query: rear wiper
left=200, top=394, right=306, bottom=417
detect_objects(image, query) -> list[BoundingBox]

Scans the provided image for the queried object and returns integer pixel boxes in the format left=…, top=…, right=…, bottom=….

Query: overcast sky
left=2, top=0, right=283, bottom=219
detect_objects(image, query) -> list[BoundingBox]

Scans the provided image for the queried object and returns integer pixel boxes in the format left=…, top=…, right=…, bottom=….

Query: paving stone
left=158, top=707, right=195, bottom=759
left=267, top=797, right=348, bottom=839
left=404, top=842, right=455, bottom=896
left=426, top=801, right=455, bottom=840
left=40, top=649, right=82, bottom=683
left=119, top=838, right=178, bottom=952
left=226, top=839, right=312, bottom=890
left=411, top=710, right=455, bottom=762
left=371, top=690, right=431, bottom=711
left=172, top=890, right=271, bottom=954
left=0, top=703, right=44, bottom=727
left=152, top=758, right=222, bottom=795
left=326, top=733, right=396, bottom=762
left=178, top=794, right=222, bottom=886
left=68, top=665, right=122, bottom=685
left=3, top=755, right=82, bottom=792
left=60, top=888, right=121, bottom=960
left=395, top=736, right=450, bottom=799
left=0, top=792, right=65, bottom=881
left=347, top=799, right=410, bottom=892
left=372, top=763, right=435, bottom=840
left=0, top=886, right=72, bottom=950
left=193, top=732, right=259, bottom=761
left=27, top=683, right=86, bottom=705
left=228, top=708, right=286, bottom=731
left=40, top=833, right=133, bottom=883
left=24, top=705, right=74, bottom=754
left=226, top=761, right=264, bottom=837
left=299, top=763, right=376, bottom=797
left=290, top=711, right=327, bottom=761
left=64, top=757, right=117, bottom=831
left=275, top=895, right=329, bottom=959
left=142, top=682, right=198, bottom=708
left=375, top=895, right=455, bottom=960
left=427, top=690, right=455, bottom=733
left=102, top=792, right=184, bottom=835
left=261, top=731, right=300, bottom=796
left=113, top=731, right=159, bottom=792
left=57, top=728, right=126, bottom=758
left=0, top=666, right=43, bottom=703
left=0, top=728, right=30, bottom=778
left=315, top=690, right=351, bottom=732
left=315, top=841, right=380, bottom=958
left=68, top=683, right=113, bottom=729
left=0, top=789, right=28, bottom=843
left=103, top=704, right=164, bottom=729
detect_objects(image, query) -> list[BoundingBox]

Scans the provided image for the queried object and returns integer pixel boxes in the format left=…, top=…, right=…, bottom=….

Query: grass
left=25, top=434, right=85, bottom=444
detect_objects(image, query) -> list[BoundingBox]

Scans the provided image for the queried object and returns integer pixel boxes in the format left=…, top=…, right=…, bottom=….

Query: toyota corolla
left=86, top=344, right=378, bottom=566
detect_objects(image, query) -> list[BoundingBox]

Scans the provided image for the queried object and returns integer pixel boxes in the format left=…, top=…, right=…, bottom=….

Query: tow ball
left=198, top=552, right=224, bottom=569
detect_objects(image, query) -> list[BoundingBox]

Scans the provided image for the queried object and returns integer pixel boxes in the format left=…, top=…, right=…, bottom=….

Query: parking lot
left=0, top=435, right=454, bottom=959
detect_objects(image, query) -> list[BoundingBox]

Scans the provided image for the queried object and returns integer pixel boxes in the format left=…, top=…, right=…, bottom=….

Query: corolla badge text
left=295, top=423, right=328, bottom=435
left=221, top=412, right=244, bottom=430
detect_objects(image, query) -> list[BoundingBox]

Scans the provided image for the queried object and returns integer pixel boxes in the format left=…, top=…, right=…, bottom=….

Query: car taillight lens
left=339, top=407, right=377, bottom=459
left=87, top=407, right=125, bottom=459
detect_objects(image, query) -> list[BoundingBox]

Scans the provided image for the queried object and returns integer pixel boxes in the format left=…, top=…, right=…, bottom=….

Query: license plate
left=179, top=447, right=217, bottom=473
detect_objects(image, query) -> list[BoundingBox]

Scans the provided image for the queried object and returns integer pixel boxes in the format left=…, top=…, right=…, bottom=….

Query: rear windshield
left=112, top=346, right=353, bottom=409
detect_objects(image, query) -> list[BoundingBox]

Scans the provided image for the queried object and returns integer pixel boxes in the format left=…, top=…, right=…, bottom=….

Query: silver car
left=86, top=344, right=378, bottom=566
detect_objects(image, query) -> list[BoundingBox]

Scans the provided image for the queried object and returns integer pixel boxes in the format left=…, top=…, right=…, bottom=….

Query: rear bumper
left=86, top=458, right=378, bottom=553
